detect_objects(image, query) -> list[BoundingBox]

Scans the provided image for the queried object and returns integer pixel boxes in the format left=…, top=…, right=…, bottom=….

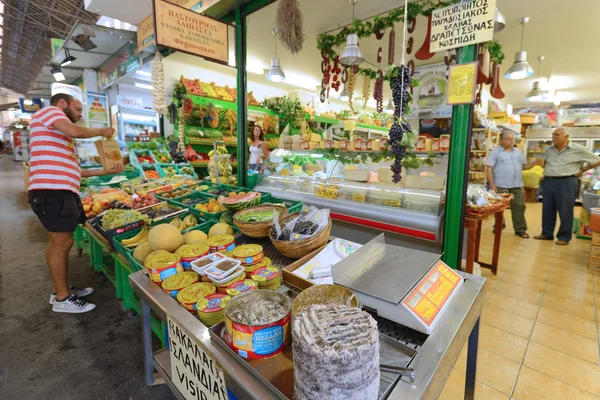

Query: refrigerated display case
left=111, top=105, right=160, bottom=142
left=255, top=149, right=448, bottom=250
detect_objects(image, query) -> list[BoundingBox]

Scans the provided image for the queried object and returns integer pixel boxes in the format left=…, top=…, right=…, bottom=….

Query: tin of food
left=176, top=282, right=216, bottom=312
left=161, top=271, right=199, bottom=298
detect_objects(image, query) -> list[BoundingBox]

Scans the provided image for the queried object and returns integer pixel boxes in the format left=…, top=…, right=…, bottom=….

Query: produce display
left=192, top=197, right=225, bottom=214
left=131, top=194, right=159, bottom=209
left=292, top=304, right=379, bottom=400
left=219, top=192, right=261, bottom=211
left=271, top=206, right=329, bottom=241
left=179, top=166, right=195, bottom=176
left=162, top=166, right=179, bottom=178
left=100, top=209, right=150, bottom=230
left=139, top=203, right=184, bottom=221
left=169, top=214, right=198, bottom=230
left=138, top=155, right=155, bottom=164
left=207, top=146, right=237, bottom=185
left=145, top=170, right=160, bottom=179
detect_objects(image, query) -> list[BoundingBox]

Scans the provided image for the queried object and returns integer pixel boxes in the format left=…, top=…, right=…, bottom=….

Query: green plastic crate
left=261, top=196, right=304, bottom=214
left=169, top=192, right=225, bottom=221
left=112, top=228, right=147, bottom=257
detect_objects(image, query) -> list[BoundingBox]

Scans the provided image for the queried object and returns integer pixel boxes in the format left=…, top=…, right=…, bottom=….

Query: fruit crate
left=139, top=163, right=163, bottom=179
left=203, top=184, right=238, bottom=197
left=93, top=217, right=147, bottom=244
left=130, top=149, right=159, bottom=169
left=127, top=219, right=216, bottom=271
left=157, top=163, right=183, bottom=179
left=176, top=163, right=199, bottom=179
left=261, top=196, right=304, bottom=214
left=81, top=170, right=142, bottom=189
left=169, top=192, right=226, bottom=220
left=137, top=201, right=188, bottom=224
left=112, top=228, right=146, bottom=257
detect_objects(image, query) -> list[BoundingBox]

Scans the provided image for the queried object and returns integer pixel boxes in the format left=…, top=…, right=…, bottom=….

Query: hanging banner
left=447, top=62, right=478, bottom=105
left=167, top=317, right=228, bottom=400
left=409, top=63, right=452, bottom=119
left=51, top=38, right=65, bottom=57
left=153, top=0, right=229, bottom=64
left=87, top=92, right=109, bottom=123
left=137, top=14, right=156, bottom=53
left=51, top=83, right=84, bottom=103
left=430, top=0, right=497, bottom=52
left=97, top=42, right=142, bottom=90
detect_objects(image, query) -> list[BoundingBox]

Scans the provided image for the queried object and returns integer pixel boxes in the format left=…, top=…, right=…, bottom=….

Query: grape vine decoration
left=388, top=65, right=411, bottom=183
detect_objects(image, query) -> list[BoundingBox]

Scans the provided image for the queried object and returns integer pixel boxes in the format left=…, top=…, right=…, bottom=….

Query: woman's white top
left=249, top=141, right=264, bottom=164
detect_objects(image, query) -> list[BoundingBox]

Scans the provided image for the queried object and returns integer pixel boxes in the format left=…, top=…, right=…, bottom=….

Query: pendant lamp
left=504, top=17, right=534, bottom=80
left=526, top=56, right=553, bottom=102
left=494, top=9, right=506, bottom=32
left=266, top=27, right=285, bottom=82
left=385, top=99, right=395, bottom=114
left=339, top=0, right=365, bottom=67
left=339, top=85, right=349, bottom=101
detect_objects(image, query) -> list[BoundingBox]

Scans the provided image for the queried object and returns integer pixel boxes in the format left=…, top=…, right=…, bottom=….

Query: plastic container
left=176, top=282, right=217, bottom=312
left=209, top=265, right=245, bottom=286
left=161, top=271, right=199, bottom=298
left=206, top=258, right=242, bottom=280
left=191, top=253, right=227, bottom=276
left=145, top=254, right=183, bottom=287
left=225, top=291, right=291, bottom=360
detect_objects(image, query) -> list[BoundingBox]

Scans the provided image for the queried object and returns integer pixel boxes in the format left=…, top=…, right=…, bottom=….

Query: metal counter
left=129, top=269, right=484, bottom=400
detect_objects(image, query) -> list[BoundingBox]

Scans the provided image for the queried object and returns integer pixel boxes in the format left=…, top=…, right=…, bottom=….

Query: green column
left=441, top=44, right=477, bottom=269
left=235, top=7, right=248, bottom=188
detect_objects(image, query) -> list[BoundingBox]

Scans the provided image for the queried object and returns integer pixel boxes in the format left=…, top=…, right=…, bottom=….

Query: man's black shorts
left=28, top=190, right=86, bottom=233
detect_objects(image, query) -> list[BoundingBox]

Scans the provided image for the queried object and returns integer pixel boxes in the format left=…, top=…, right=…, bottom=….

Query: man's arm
left=54, top=119, right=114, bottom=139
left=523, top=158, right=544, bottom=170
left=575, top=148, right=600, bottom=177
left=485, top=166, right=497, bottom=192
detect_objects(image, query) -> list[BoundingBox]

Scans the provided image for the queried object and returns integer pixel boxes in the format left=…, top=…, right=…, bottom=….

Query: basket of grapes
left=268, top=206, right=331, bottom=259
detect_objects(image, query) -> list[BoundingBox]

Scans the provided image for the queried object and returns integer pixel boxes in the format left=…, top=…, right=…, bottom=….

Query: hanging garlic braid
left=276, top=0, right=305, bottom=54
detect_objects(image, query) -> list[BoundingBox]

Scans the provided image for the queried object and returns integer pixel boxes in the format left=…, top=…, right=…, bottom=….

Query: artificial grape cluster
left=374, top=70, right=384, bottom=113
left=387, top=65, right=413, bottom=183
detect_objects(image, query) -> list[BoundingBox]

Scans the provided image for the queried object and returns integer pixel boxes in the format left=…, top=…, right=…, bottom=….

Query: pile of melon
left=132, top=222, right=234, bottom=267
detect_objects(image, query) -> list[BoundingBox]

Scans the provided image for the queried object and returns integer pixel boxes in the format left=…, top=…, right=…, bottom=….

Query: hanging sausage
left=388, top=28, right=396, bottom=65
left=490, top=62, right=505, bottom=99
left=415, top=15, right=435, bottom=60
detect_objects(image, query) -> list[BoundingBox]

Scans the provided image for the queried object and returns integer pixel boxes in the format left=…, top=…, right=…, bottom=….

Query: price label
left=352, top=193, right=366, bottom=202
left=447, top=62, right=478, bottom=105
left=345, top=165, right=357, bottom=170
left=315, top=183, right=339, bottom=199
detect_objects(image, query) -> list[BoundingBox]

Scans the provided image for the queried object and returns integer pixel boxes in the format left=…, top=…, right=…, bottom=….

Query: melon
left=133, top=242, right=152, bottom=264
left=183, top=230, right=208, bottom=245
left=208, top=223, right=234, bottom=237
left=144, top=249, right=171, bottom=266
left=148, top=224, right=183, bottom=252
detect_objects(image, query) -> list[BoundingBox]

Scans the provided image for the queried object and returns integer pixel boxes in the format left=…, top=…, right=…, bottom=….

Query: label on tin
left=197, top=293, right=231, bottom=314
left=177, top=282, right=216, bottom=304
left=167, top=316, right=227, bottom=400
left=251, top=266, right=280, bottom=282
left=207, top=234, right=235, bottom=247
left=232, top=244, right=263, bottom=258
left=226, top=279, right=258, bottom=296
left=162, top=271, right=199, bottom=291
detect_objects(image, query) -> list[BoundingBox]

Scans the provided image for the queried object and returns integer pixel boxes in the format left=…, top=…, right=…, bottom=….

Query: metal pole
left=464, top=317, right=480, bottom=400
left=141, top=300, right=155, bottom=386
left=235, top=8, right=248, bottom=188
left=442, top=44, right=477, bottom=269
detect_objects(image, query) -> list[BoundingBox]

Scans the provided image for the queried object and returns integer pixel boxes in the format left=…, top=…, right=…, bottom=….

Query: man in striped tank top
left=28, top=93, right=123, bottom=313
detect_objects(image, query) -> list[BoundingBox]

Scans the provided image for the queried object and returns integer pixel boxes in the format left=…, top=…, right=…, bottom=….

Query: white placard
left=167, top=317, right=228, bottom=400
left=117, top=95, right=144, bottom=108
left=430, top=0, right=497, bottom=52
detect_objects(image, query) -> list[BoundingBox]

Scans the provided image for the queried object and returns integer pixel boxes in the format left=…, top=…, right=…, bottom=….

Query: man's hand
left=534, top=158, right=544, bottom=166
left=489, top=185, right=498, bottom=193
left=104, top=163, right=124, bottom=175
left=576, top=169, right=584, bottom=178
left=101, top=128, right=115, bottom=139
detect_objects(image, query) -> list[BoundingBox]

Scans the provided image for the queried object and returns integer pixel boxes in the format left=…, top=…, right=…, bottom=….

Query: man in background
left=535, top=127, right=600, bottom=245
left=487, top=131, right=540, bottom=238
left=28, top=93, right=123, bottom=313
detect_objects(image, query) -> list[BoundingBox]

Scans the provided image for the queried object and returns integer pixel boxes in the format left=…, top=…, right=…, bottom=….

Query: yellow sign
left=153, top=0, right=229, bottom=64
left=430, top=0, right=497, bottom=52
left=351, top=193, right=366, bottom=202
left=315, top=183, right=339, bottom=199
left=137, top=14, right=155, bottom=53
left=447, top=62, right=477, bottom=105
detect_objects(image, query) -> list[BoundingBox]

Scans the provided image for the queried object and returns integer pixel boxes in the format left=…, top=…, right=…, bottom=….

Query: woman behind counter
left=249, top=124, right=270, bottom=172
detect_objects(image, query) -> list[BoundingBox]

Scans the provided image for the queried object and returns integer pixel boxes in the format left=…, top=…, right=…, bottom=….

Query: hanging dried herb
left=276, top=0, right=305, bottom=54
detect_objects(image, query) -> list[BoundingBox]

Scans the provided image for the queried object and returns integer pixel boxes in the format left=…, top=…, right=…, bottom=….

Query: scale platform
left=333, top=234, right=463, bottom=334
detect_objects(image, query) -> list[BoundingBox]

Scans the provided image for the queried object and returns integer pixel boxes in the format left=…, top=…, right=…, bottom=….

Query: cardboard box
left=589, top=255, right=600, bottom=272
left=592, top=231, right=600, bottom=246
left=282, top=245, right=327, bottom=291
left=95, top=139, right=122, bottom=171
left=590, top=245, right=600, bottom=260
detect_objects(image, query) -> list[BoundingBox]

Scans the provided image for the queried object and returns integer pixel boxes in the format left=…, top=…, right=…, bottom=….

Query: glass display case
left=255, top=149, right=449, bottom=243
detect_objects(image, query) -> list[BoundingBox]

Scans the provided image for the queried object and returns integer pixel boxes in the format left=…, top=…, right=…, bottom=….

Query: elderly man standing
left=535, top=127, right=600, bottom=245
left=486, top=132, right=540, bottom=238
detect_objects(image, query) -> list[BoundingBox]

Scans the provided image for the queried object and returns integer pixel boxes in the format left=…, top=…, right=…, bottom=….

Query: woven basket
left=269, top=213, right=331, bottom=259
left=465, top=193, right=512, bottom=220
left=233, top=205, right=288, bottom=238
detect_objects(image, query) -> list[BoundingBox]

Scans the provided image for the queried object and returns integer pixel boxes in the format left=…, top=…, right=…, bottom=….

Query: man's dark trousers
left=541, top=176, right=578, bottom=242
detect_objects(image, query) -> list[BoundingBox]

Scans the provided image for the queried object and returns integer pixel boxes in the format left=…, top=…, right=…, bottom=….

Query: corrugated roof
left=0, top=0, right=98, bottom=94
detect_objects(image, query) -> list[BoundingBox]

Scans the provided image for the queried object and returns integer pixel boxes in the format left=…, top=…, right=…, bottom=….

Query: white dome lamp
left=494, top=9, right=506, bottom=32
left=266, top=27, right=285, bottom=82
left=504, top=17, right=534, bottom=80
left=526, top=56, right=553, bottom=102
left=339, top=0, right=365, bottom=67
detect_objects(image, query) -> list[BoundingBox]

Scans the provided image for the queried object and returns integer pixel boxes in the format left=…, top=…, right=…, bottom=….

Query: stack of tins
left=225, top=291, right=291, bottom=360
left=175, top=244, right=210, bottom=270
left=207, top=234, right=236, bottom=254
left=161, top=271, right=198, bottom=298
left=176, top=282, right=216, bottom=312
left=243, top=257, right=271, bottom=278
left=251, top=266, right=282, bottom=290
left=226, top=279, right=258, bottom=297
left=213, top=266, right=246, bottom=293
left=231, top=244, right=269, bottom=279
left=197, top=293, right=231, bottom=326
left=145, top=254, right=183, bottom=286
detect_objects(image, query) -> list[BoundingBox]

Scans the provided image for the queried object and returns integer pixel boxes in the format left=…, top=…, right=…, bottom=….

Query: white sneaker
left=49, top=286, right=94, bottom=305
left=52, top=294, right=96, bottom=314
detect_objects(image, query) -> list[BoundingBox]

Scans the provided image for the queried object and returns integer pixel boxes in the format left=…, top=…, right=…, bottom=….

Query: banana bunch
left=121, top=226, right=149, bottom=248
left=208, top=146, right=228, bottom=157
left=170, top=215, right=198, bottom=230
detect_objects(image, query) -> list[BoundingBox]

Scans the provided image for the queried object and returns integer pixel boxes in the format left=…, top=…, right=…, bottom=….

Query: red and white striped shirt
left=28, top=106, right=81, bottom=194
